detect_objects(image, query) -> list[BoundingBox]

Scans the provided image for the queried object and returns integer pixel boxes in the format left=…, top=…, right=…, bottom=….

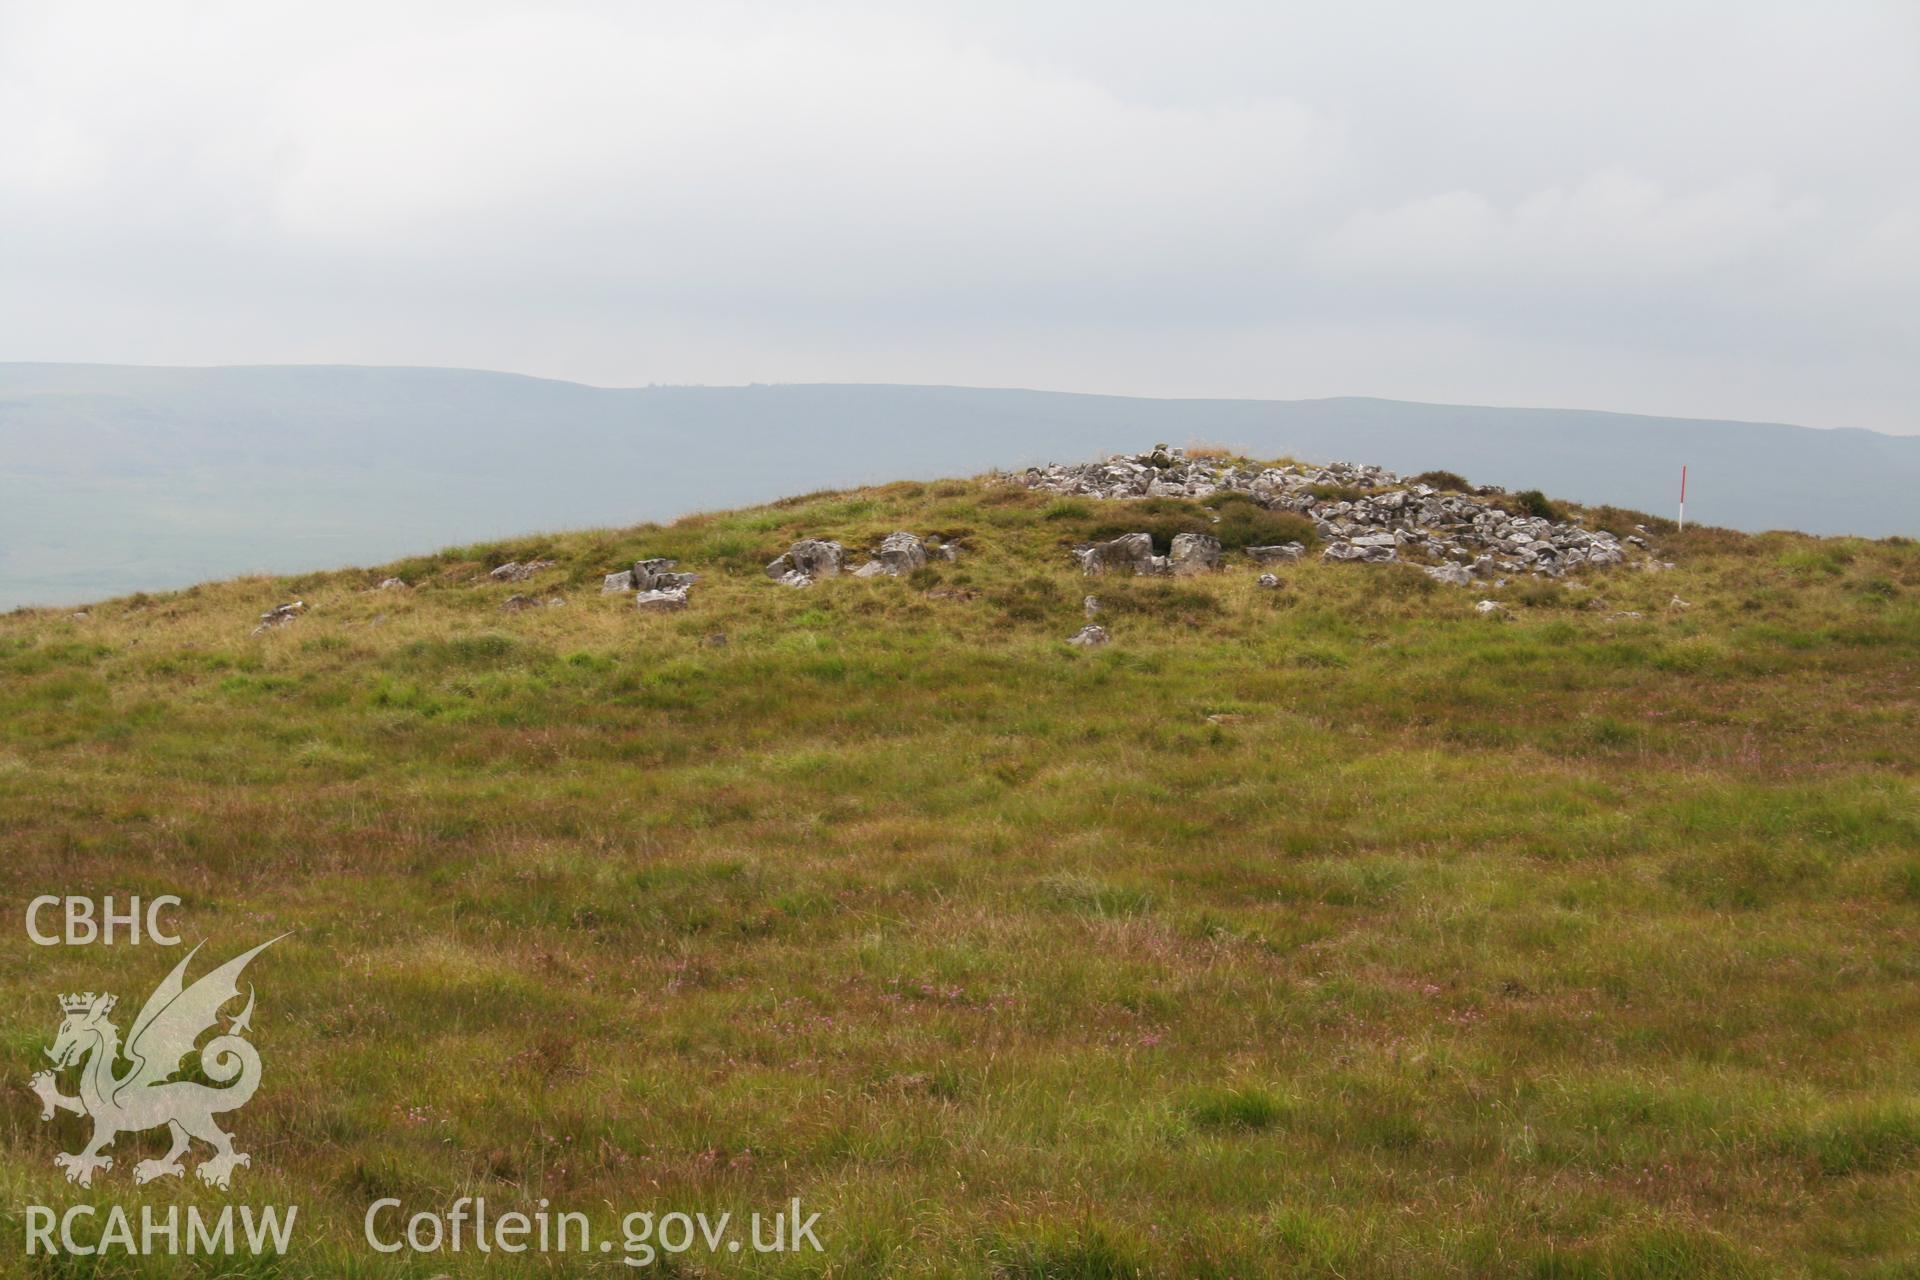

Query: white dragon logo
left=27, top=937, right=283, bottom=1190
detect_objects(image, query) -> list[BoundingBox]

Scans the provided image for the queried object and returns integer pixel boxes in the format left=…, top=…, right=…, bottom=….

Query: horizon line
left=0, top=359, right=1905, bottom=439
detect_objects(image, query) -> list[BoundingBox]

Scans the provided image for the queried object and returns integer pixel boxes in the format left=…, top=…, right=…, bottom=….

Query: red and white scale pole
left=1678, top=464, right=1687, bottom=532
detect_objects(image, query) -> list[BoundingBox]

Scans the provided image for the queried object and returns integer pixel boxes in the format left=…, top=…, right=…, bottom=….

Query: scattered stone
left=1169, top=532, right=1222, bottom=575
left=1205, top=713, right=1246, bottom=725
left=252, top=600, right=305, bottom=634
left=501, top=594, right=561, bottom=612
left=1669, top=595, right=1692, bottom=610
left=1256, top=573, right=1279, bottom=588
left=635, top=586, right=690, bottom=612
left=489, top=560, right=554, bottom=582
left=69, top=611, right=89, bottom=621
left=1067, top=624, right=1110, bottom=647
left=701, top=632, right=728, bottom=648
left=1246, top=543, right=1307, bottom=564
left=925, top=586, right=979, bottom=602
left=776, top=570, right=814, bottom=589
left=1474, top=600, right=1506, bottom=616
left=1083, top=595, right=1101, bottom=616
left=375, top=577, right=408, bottom=591
left=1610, top=610, right=1644, bottom=621
left=601, top=559, right=696, bottom=594
left=634, top=558, right=696, bottom=591
left=766, top=539, right=845, bottom=580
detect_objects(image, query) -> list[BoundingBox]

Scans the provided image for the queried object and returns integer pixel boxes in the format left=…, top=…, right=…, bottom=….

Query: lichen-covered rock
left=850, top=531, right=933, bottom=578
left=776, top=570, right=814, bottom=589
left=1424, top=563, right=1474, bottom=586
left=766, top=540, right=844, bottom=580
left=1074, top=532, right=1158, bottom=576
left=1256, top=573, right=1279, bottom=588
left=1169, top=532, right=1222, bottom=575
left=1067, top=624, right=1110, bottom=647
left=634, top=558, right=696, bottom=591
left=1246, top=543, right=1306, bottom=564
left=602, top=570, right=636, bottom=593
left=634, top=586, right=689, bottom=612
left=376, top=577, right=408, bottom=591
left=874, top=531, right=929, bottom=576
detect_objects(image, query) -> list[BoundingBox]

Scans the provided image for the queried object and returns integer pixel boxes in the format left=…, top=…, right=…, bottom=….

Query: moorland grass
left=0, top=466, right=1915, bottom=1277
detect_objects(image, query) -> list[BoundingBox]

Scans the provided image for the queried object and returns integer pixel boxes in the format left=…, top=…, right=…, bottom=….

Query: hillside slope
left=4, top=362, right=1917, bottom=608
left=2, top=453, right=1916, bottom=1276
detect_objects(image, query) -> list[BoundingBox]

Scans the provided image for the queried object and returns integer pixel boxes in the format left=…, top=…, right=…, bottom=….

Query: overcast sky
left=1, top=1, right=1915, bottom=431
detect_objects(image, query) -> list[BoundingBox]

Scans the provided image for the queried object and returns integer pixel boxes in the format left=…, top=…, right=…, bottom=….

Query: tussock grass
left=0, top=467, right=1916, bottom=1276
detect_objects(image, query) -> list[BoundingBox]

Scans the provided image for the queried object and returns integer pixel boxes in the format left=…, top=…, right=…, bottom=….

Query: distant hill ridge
left=2, top=363, right=1914, bottom=608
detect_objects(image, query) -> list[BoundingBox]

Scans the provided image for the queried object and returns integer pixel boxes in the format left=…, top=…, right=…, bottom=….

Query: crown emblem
left=59, top=992, right=114, bottom=1015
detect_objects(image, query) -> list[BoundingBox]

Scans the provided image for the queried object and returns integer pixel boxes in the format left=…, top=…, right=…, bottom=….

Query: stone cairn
left=1017, top=445, right=1650, bottom=584
left=243, top=458, right=1660, bottom=636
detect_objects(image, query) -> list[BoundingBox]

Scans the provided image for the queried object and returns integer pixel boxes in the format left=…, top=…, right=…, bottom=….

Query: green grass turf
left=0, top=465, right=1915, bottom=1277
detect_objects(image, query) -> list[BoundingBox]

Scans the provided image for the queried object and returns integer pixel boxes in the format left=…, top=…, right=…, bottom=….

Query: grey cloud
left=0, top=0, right=1914, bottom=431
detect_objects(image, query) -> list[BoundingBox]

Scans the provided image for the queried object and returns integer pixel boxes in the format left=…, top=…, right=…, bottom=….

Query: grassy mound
left=2, top=464, right=1917, bottom=1276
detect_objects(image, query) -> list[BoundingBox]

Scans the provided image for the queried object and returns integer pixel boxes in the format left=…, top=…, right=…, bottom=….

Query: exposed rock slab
left=489, top=560, right=555, bottom=582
